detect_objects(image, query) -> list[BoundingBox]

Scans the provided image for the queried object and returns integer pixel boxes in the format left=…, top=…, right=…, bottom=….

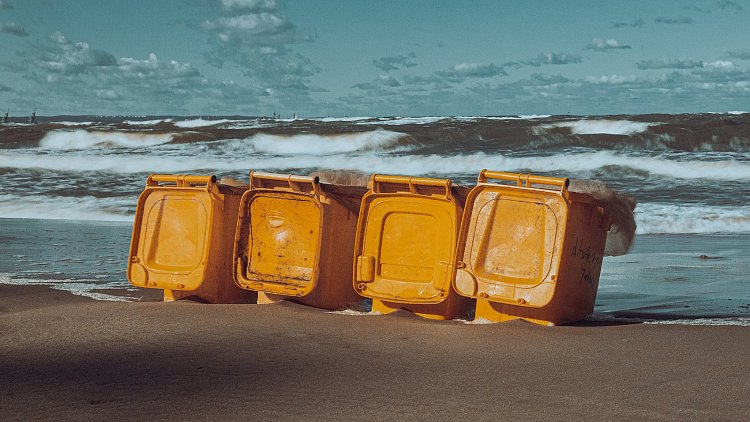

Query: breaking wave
left=358, top=117, right=447, bottom=126
left=38, top=130, right=176, bottom=149
left=536, top=119, right=654, bottom=135
left=2, top=150, right=748, bottom=181
left=173, top=118, right=242, bottom=128
left=237, top=130, right=415, bottom=154
left=635, top=203, right=750, bottom=234
left=124, top=118, right=173, bottom=126
left=0, top=194, right=133, bottom=221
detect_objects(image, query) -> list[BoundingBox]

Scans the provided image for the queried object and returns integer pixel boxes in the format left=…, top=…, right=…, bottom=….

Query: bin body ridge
left=127, top=174, right=257, bottom=304
left=453, top=170, right=609, bottom=325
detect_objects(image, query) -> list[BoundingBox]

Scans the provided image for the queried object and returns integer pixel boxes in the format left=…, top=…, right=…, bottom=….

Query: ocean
left=1, top=113, right=748, bottom=324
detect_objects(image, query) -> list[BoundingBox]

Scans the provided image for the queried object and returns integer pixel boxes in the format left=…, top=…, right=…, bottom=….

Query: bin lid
left=354, top=175, right=458, bottom=304
left=453, top=170, right=568, bottom=305
left=128, top=175, right=217, bottom=290
left=234, top=173, right=323, bottom=297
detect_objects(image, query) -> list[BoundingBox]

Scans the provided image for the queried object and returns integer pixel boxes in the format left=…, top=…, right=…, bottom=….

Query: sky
left=0, top=0, right=749, bottom=117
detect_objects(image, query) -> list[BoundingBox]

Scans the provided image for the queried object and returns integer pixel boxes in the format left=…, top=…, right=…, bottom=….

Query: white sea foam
left=222, top=122, right=274, bottom=130
left=3, top=150, right=749, bottom=182
left=236, top=129, right=413, bottom=155
left=706, top=111, right=747, bottom=115
left=357, top=116, right=447, bottom=126
left=54, top=121, right=96, bottom=126
left=644, top=318, right=750, bottom=326
left=462, top=114, right=552, bottom=121
left=635, top=203, right=750, bottom=234
left=536, top=119, right=654, bottom=135
left=0, top=194, right=133, bottom=221
left=174, top=118, right=242, bottom=128
left=124, top=118, right=174, bottom=125
left=38, top=130, right=176, bottom=149
left=587, top=313, right=750, bottom=326
left=0, top=273, right=132, bottom=302
left=311, top=116, right=372, bottom=122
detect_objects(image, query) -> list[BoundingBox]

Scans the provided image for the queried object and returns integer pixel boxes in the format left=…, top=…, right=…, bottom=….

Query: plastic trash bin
left=127, top=174, right=257, bottom=304
left=233, top=172, right=365, bottom=310
left=353, top=175, right=473, bottom=320
left=453, top=170, right=610, bottom=326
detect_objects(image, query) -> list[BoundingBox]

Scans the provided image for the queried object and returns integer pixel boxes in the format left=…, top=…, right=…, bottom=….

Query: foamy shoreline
left=1, top=218, right=749, bottom=321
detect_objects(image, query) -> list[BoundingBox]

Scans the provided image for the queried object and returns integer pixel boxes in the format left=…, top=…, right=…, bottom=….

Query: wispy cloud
left=372, top=52, right=417, bottom=71
left=435, top=62, right=506, bottom=82
left=340, top=54, right=750, bottom=116
left=583, top=74, right=637, bottom=85
left=717, top=0, right=743, bottom=12
left=610, top=19, right=645, bottom=28
left=0, top=0, right=13, bottom=10
left=197, top=0, right=319, bottom=106
left=636, top=58, right=704, bottom=70
left=685, top=0, right=743, bottom=13
left=586, top=38, right=632, bottom=51
left=510, top=52, right=583, bottom=67
left=654, top=17, right=694, bottom=25
left=0, top=83, right=11, bottom=92
left=10, top=32, right=268, bottom=114
left=352, top=74, right=401, bottom=90
left=1, top=22, right=28, bottom=36
left=726, top=50, right=750, bottom=60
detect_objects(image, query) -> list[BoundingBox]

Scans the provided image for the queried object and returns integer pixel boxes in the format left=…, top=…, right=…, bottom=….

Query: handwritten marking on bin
left=571, top=235, right=602, bottom=289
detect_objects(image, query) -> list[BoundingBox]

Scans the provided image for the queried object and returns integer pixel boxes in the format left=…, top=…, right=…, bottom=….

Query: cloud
left=0, top=0, right=13, bottom=10
left=372, top=52, right=417, bottom=71
left=636, top=58, right=705, bottom=70
left=435, top=62, right=506, bottom=82
left=197, top=0, right=319, bottom=106
left=584, top=74, right=637, bottom=84
left=726, top=50, right=750, bottom=60
left=11, top=32, right=271, bottom=114
left=1, top=22, right=28, bottom=36
left=0, top=83, right=11, bottom=92
left=586, top=38, right=632, bottom=51
left=219, top=0, right=278, bottom=13
left=348, top=62, right=508, bottom=109
left=610, top=19, right=645, bottom=28
left=402, top=74, right=445, bottom=86
left=654, top=17, right=694, bottom=24
left=391, top=52, right=579, bottom=94
left=518, top=52, right=583, bottom=67
left=352, top=74, right=401, bottom=91
left=339, top=52, right=750, bottom=117
left=717, top=0, right=743, bottom=12
left=201, top=12, right=293, bottom=40
left=21, top=32, right=202, bottom=83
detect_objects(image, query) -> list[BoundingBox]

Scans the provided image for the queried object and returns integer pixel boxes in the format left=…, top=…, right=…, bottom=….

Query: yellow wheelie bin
left=353, top=175, right=473, bottom=320
left=233, top=172, right=365, bottom=310
left=452, top=170, right=611, bottom=326
left=127, top=174, right=257, bottom=304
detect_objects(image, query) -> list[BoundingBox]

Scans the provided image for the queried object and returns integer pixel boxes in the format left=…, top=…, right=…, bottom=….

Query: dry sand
left=1, top=284, right=748, bottom=421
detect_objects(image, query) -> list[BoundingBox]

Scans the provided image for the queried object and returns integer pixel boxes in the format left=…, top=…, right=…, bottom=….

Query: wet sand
left=1, top=284, right=748, bottom=421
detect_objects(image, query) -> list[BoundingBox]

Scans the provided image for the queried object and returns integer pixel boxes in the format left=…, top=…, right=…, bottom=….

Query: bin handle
left=146, top=174, right=217, bottom=188
left=370, top=174, right=452, bottom=198
left=478, top=169, right=568, bottom=193
left=249, top=171, right=321, bottom=196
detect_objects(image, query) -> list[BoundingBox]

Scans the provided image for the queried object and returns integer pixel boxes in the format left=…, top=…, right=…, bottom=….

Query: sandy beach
left=1, top=284, right=748, bottom=421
